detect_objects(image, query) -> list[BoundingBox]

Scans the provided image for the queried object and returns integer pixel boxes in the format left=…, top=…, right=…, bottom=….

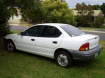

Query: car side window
left=22, top=26, right=43, bottom=37
left=41, top=26, right=61, bottom=37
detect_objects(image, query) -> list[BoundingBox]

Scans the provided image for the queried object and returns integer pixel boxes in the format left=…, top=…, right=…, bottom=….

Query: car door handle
left=52, top=41, right=57, bottom=44
left=31, top=39, right=35, bottom=41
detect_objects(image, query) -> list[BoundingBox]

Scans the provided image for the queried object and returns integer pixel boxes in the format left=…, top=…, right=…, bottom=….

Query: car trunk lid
left=85, top=34, right=99, bottom=49
left=74, top=34, right=99, bottom=49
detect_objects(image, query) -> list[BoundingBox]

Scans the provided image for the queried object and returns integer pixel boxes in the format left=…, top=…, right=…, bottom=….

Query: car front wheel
left=55, top=51, right=72, bottom=67
left=6, top=41, right=15, bottom=52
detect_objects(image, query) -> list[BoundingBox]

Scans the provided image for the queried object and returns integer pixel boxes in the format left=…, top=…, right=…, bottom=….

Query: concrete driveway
left=10, top=26, right=105, bottom=40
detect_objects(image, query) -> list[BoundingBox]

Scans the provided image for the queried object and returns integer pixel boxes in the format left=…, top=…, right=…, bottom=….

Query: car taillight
left=79, top=43, right=89, bottom=51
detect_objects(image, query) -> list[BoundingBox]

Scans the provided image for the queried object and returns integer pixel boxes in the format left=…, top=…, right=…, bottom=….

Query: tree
left=20, top=0, right=76, bottom=25
left=91, top=5, right=101, bottom=10
left=0, top=0, right=39, bottom=36
left=100, top=3, right=105, bottom=17
left=76, top=3, right=94, bottom=27
left=17, top=0, right=43, bottom=23
left=0, top=0, right=76, bottom=37
left=0, top=0, right=11, bottom=36
left=93, top=16, right=104, bottom=28
left=76, top=3, right=94, bottom=16
left=41, top=0, right=75, bottom=25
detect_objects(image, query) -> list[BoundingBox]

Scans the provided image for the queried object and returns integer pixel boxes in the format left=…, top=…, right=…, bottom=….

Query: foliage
left=76, top=15, right=93, bottom=27
left=90, top=5, right=101, bottom=10
left=43, top=0, right=75, bottom=25
left=0, top=0, right=19, bottom=36
left=0, top=0, right=10, bottom=36
left=0, top=0, right=76, bottom=35
left=17, top=0, right=43, bottom=23
left=76, top=3, right=94, bottom=27
left=100, top=3, right=105, bottom=17
left=76, top=3, right=104, bottom=27
left=93, top=16, right=104, bottom=28
left=21, top=0, right=76, bottom=25
left=76, top=3, right=94, bottom=16
left=0, top=0, right=40, bottom=36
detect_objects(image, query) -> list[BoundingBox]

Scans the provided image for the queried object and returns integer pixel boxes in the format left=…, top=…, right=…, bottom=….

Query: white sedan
left=4, top=23, right=101, bottom=67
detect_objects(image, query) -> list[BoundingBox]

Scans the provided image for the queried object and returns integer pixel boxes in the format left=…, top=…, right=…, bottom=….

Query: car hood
left=4, top=33, right=18, bottom=39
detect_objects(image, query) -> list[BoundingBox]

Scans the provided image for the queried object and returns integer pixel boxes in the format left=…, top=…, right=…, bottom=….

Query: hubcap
left=57, top=54, right=68, bottom=67
left=7, top=42, right=14, bottom=51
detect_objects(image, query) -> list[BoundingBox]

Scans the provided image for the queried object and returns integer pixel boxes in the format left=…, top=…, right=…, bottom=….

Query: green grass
left=79, top=27, right=105, bottom=31
left=10, top=30, right=21, bottom=34
left=9, top=21, right=33, bottom=27
left=0, top=39, right=105, bottom=78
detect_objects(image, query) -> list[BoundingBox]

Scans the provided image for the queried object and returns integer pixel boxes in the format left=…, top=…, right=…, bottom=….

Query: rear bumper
left=69, top=45, right=101, bottom=61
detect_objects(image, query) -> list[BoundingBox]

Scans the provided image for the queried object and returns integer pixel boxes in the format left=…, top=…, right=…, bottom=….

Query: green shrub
left=41, top=0, right=76, bottom=25
left=21, top=0, right=76, bottom=25
left=93, top=16, right=104, bottom=28
left=76, top=15, right=104, bottom=28
left=76, top=15, right=94, bottom=27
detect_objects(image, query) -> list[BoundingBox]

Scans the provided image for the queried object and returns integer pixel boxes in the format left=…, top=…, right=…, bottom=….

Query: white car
left=4, top=23, right=101, bottom=67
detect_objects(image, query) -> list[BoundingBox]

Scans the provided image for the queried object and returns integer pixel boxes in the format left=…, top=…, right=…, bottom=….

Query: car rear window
left=61, top=25, right=86, bottom=36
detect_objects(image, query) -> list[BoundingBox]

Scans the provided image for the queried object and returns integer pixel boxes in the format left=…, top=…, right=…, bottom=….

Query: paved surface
left=10, top=26, right=29, bottom=31
left=85, top=32, right=105, bottom=40
left=97, top=29, right=105, bottom=32
left=10, top=26, right=105, bottom=40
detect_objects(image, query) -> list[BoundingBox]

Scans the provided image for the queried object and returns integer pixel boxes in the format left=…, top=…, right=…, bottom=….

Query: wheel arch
left=4, top=39, right=14, bottom=43
left=54, top=48, right=73, bottom=59
left=4, top=39, right=16, bottom=48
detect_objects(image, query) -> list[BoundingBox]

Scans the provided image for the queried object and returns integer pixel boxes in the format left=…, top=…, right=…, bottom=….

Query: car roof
left=35, top=23, right=69, bottom=27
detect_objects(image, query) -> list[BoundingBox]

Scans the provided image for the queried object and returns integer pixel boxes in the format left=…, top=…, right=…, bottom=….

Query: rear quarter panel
left=59, top=37, right=86, bottom=51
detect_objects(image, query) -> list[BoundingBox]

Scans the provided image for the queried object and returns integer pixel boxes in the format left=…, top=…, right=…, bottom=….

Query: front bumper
left=69, top=45, right=101, bottom=61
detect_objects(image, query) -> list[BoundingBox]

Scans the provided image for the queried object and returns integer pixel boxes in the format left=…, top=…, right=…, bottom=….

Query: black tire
left=55, top=51, right=72, bottom=67
left=6, top=40, right=16, bottom=52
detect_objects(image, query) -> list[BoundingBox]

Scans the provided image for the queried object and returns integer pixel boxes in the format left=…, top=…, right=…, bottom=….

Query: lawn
left=79, top=27, right=105, bottom=31
left=0, top=38, right=105, bottom=78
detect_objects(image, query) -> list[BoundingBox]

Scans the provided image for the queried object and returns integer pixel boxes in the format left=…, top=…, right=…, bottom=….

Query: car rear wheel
left=55, top=51, right=72, bottom=67
left=6, top=41, right=15, bottom=52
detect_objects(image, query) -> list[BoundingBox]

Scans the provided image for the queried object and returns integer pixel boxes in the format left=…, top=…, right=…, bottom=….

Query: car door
left=34, top=25, right=62, bottom=57
left=15, top=26, right=43, bottom=53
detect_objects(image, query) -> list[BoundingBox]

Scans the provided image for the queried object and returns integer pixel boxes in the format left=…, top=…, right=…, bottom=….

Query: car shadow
left=5, top=49, right=98, bottom=68
left=15, top=50, right=56, bottom=63
left=71, top=60, right=96, bottom=68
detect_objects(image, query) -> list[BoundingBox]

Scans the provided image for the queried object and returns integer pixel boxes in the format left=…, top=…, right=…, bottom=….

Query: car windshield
left=61, top=25, right=86, bottom=36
